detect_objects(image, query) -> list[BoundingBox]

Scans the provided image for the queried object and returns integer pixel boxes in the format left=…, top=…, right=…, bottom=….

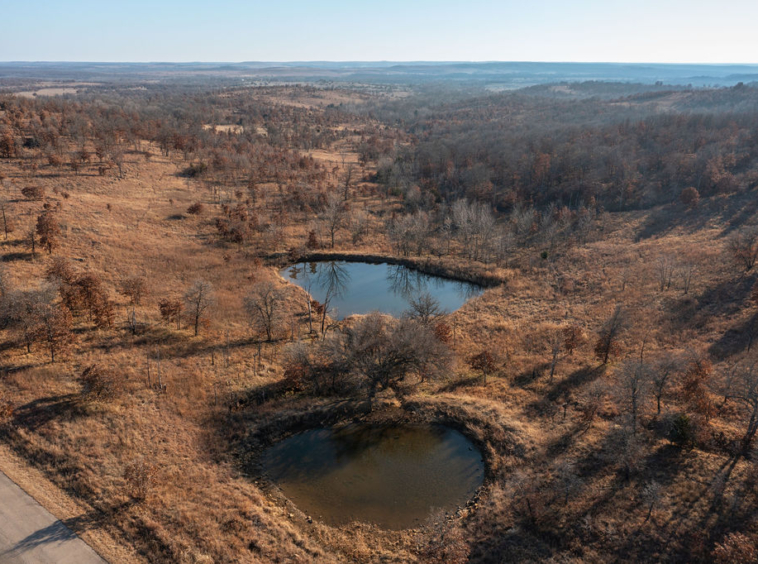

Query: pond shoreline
left=234, top=395, right=527, bottom=530
left=269, top=251, right=506, bottom=288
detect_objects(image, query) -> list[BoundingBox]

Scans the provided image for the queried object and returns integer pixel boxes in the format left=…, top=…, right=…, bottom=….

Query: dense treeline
left=374, top=85, right=758, bottom=212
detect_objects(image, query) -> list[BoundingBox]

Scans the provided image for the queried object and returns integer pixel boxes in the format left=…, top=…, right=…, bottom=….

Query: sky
left=2, top=0, right=757, bottom=64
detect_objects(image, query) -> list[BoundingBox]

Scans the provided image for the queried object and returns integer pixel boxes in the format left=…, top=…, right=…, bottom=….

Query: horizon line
left=2, top=60, right=758, bottom=66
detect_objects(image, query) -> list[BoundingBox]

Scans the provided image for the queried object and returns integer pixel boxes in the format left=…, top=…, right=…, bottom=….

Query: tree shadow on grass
left=635, top=205, right=710, bottom=242
left=437, top=374, right=483, bottom=393
left=1, top=251, right=33, bottom=262
left=543, top=364, right=606, bottom=403
left=511, top=362, right=551, bottom=389
left=466, top=529, right=558, bottom=564
left=9, top=393, right=85, bottom=432
left=696, top=272, right=755, bottom=318
left=635, top=452, right=747, bottom=562
left=635, top=191, right=758, bottom=243
left=708, top=311, right=758, bottom=360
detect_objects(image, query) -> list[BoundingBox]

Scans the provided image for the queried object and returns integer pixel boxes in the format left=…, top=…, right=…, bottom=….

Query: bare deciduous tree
left=718, top=359, right=758, bottom=450
left=0, top=197, right=14, bottom=240
left=641, top=481, right=663, bottom=522
left=245, top=281, right=285, bottom=341
left=323, top=313, right=451, bottom=401
left=388, top=212, right=431, bottom=257
left=549, top=330, right=563, bottom=382
left=27, top=227, right=37, bottom=258
left=38, top=303, right=74, bottom=362
left=342, top=162, right=354, bottom=201
left=656, top=255, right=676, bottom=292
left=406, top=292, right=445, bottom=326
left=349, top=208, right=369, bottom=244
left=320, top=192, right=346, bottom=249
left=578, top=379, right=607, bottom=427
left=554, top=460, right=581, bottom=506
left=452, top=199, right=497, bottom=261
left=6, top=288, right=54, bottom=353
left=651, top=353, right=683, bottom=415
left=615, top=358, right=650, bottom=435
left=728, top=229, right=758, bottom=271
left=679, top=258, right=698, bottom=295
left=594, top=305, right=628, bottom=364
left=183, top=280, right=215, bottom=336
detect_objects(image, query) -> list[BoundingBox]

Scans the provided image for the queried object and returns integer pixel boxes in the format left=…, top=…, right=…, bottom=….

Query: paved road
left=0, top=470, right=106, bottom=563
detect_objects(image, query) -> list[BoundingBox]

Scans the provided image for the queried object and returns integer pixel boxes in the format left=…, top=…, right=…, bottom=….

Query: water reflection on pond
left=280, top=261, right=482, bottom=319
left=261, top=424, right=485, bottom=529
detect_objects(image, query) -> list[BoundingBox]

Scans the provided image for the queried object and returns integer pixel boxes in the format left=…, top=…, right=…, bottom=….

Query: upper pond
left=280, top=261, right=483, bottom=319
left=261, top=424, right=485, bottom=529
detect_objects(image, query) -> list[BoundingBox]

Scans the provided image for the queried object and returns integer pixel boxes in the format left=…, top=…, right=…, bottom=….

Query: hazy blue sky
left=2, top=0, right=756, bottom=63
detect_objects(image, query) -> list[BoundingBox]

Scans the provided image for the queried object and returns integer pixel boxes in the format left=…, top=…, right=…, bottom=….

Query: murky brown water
left=261, top=424, right=485, bottom=529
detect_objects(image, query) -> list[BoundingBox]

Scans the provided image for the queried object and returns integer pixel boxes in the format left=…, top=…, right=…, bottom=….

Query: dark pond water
left=280, top=261, right=482, bottom=319
left=261, top=424, right=485, bottom=529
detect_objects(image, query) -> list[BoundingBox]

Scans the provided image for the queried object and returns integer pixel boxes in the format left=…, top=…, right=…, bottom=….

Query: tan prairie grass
left=251, top=86, right=373, bottom=110
left=1, top=98, right=758, bottom=563
left=15, top=88, right=83, bottom=98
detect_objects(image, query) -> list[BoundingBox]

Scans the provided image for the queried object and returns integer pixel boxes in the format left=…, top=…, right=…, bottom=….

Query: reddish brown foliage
left=681, top=358, right=715, bottom=419
left=187, top=202, right=204, bottom=215
left=0, top=131, right=17, bottom=158
left=468, top=350, right=496, bottom=382
left=563, top=324, right=585, bottom=355
left=46, top=257, right=76, bottom=284
left=159, top=298, right=184, bottom=329
left=712, top=532, right=757, bottom=564
left=0, top=392, right=13, bottom=421
left=306, top=229, right=320, bottom=250
left=680, top=187, right=700, bottom=208
left=119, top=276, right=148, bottom=305
left=35, top=211, right=61, bottom=254
left=80, top=364, right=123, bottom=401
left=21, top=186, right=45, bottom=200
left=433, top=321, right=453, bottom=344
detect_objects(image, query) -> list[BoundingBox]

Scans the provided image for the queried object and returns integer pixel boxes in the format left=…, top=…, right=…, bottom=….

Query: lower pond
left=261, top=424, right=485, bottom=529
left=280, top=261, right=483, bottom=319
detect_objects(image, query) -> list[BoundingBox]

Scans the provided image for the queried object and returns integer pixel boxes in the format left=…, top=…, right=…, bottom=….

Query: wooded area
left=1, top=78, right=758, bottom=563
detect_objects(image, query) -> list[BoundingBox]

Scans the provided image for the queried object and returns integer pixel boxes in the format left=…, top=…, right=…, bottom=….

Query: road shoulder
left=0, top=443, right=142, bottom=564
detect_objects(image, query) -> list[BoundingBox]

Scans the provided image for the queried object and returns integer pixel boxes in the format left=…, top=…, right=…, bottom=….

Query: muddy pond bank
left=236, top=398, right=529, bottom=530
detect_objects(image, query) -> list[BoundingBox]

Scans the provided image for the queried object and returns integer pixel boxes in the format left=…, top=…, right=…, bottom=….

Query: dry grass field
left=1, top=83, right=758, bottom=563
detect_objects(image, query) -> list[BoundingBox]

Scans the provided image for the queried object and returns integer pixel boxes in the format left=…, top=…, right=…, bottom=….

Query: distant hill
left=1, top=61, right=757, bottom=87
